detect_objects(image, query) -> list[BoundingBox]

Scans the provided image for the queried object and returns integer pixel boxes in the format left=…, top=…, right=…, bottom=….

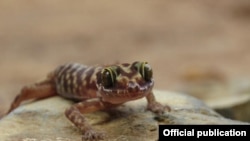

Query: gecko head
left=97, top=61, right=154, bottom=104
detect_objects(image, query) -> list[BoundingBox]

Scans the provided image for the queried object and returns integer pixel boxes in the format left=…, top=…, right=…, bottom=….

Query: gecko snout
left=127, top=81, right=140, bottom=93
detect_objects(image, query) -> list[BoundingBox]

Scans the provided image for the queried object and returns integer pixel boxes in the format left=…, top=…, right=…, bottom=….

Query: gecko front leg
left=65, top=100, right=117, bottom=140
left=146, top=92, right=171, bottom=114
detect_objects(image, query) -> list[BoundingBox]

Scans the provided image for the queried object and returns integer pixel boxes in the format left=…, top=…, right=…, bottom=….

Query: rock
left=0, top=90, right=248, bottom=141
left=207, top=80, right=250, bottom=122
left=178, top=68, right=250, bottom=122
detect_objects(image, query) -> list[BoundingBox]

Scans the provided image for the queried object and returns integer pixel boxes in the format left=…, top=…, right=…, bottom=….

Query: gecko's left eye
left=135, top=62, right=153, bottom=81
left=101, top=67, right=117, bottom=88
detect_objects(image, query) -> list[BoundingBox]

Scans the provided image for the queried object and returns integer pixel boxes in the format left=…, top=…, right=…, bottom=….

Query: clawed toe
left=82, top=130, right=105, bottom=141
left=148, top=102, right=171, bottom=115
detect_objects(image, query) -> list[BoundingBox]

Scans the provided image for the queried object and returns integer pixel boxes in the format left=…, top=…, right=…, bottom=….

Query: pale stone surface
left=209, top=80, right=250, bottom=122
left=178, top=73, right=250, bottom=122
left=0, top=90, right=248, bottom=141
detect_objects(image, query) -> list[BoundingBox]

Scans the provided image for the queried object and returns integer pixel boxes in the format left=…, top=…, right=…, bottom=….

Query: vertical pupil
left=135, top=62, right=152, bottom=81
left=144, top=64, right=152, bottom=81
left=104, top=71, right=110, bottom=81
left=105, top=70, right=112, bottom=87
left=102, top=68, right=116, bottom=88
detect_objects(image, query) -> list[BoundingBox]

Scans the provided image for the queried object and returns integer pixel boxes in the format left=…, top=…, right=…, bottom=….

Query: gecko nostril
left=127, top=81, right=135, bottom=88
left=127, top=81, right=139, bottom=92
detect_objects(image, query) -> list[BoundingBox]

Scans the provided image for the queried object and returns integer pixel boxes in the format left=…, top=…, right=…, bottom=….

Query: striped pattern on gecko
left=7, top=61, right=171, bottom=140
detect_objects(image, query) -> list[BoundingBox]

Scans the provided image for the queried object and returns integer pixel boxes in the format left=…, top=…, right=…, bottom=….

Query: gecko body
left=8, top=61, right=170, bottom=140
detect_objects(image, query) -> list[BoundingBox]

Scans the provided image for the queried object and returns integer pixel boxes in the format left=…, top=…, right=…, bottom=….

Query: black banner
left=159, top=125, right=249, bottom=140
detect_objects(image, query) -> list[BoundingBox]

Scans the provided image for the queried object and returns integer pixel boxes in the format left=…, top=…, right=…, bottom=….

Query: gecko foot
left=147, top=102, right=171, bottom=115
left=82, top=130, right=105, bottom=141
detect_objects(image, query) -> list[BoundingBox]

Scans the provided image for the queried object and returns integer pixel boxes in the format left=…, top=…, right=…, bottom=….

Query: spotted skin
left=7, top=61, right=171, bottom=140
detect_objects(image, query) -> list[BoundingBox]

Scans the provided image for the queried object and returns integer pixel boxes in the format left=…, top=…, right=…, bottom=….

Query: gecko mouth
left=99, top=81, right=154, bottom=104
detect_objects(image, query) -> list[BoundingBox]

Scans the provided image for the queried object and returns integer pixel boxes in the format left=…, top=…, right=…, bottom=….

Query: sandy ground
left=1, top=0, right=250, bottom=116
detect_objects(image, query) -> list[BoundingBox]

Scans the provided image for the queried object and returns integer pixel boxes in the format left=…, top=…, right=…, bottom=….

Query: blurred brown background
left=1, top=0, right=250, bottom=117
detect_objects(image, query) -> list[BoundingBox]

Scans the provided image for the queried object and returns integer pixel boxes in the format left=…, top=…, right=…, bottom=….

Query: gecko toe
left=148, top=102, right=171, bottom=115
left=82, top=130, right=105, bottom=141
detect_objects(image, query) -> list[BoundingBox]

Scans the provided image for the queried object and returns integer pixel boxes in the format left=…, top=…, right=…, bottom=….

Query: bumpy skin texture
left=7, top=61, right=170, bottom=140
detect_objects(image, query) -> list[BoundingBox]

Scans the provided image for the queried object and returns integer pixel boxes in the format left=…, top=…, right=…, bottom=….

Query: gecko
left=7, top=61, right=171, bottom=140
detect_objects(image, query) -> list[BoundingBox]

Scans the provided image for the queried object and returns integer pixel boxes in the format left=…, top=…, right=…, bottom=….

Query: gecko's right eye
left=101, top=67, right=117, bottom=88
left=134, top=62, right=153, bottom=81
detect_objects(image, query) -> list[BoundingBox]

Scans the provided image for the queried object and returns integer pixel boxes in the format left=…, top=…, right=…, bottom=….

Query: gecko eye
left=101, top=67, right=117, bottom=88
left=135, top=62, right=153, bottom=81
